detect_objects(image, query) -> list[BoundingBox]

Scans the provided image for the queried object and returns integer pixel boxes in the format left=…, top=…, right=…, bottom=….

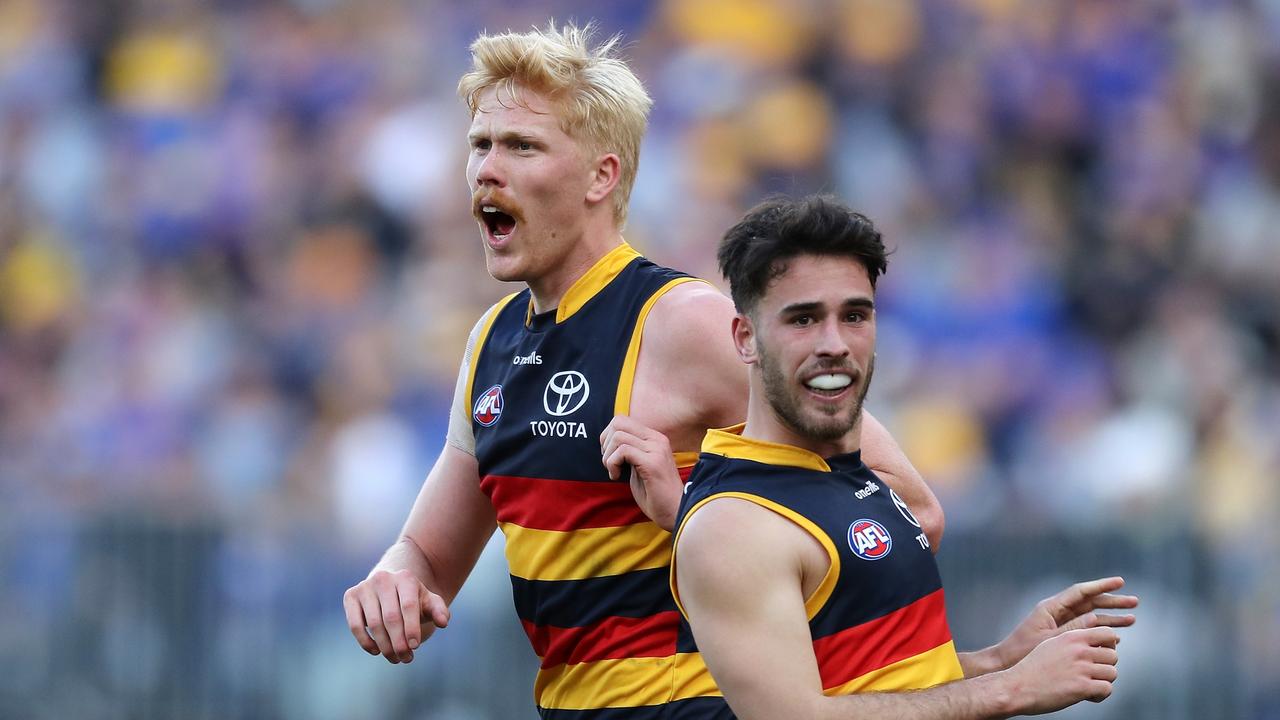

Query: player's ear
left=585, top=153, right=621, bottom=206
left=732, top=313, right=757, bottom=365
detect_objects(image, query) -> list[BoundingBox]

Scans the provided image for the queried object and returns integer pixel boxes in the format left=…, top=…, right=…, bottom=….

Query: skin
left=670, top=255, right=1139, bottom=719
left=343, top=84, right=944, bottom=666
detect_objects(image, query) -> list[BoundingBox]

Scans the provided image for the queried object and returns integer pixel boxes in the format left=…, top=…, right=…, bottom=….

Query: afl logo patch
left=847, top=518, right=892, bottom=561
left=473, top=385, right=504, bottom=426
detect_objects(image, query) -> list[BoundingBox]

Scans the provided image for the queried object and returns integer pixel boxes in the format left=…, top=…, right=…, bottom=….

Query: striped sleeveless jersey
left=468, top=243, right=731, bottom=719
left=672, top=426, right=964, bottom=704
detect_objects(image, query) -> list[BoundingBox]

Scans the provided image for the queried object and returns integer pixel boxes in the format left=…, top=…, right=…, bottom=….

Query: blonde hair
left=458, top=22, right=653, bottom=226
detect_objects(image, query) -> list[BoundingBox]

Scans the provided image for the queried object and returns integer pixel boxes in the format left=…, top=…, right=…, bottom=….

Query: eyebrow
left=780, top=297, right=875, bottom=315
left=467, top=129, right=544, bottom=144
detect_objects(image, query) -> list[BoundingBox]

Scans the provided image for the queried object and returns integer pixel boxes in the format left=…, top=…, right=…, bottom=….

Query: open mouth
left=481, top=205, right=517, bottom=238
left=804, top=373, right=854, bottom=398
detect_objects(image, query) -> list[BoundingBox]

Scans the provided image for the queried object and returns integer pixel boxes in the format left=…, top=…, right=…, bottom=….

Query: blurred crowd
left=1, top=0, right=1277, bottom=718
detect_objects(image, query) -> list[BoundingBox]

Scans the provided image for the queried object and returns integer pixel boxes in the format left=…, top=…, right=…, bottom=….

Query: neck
left=527, top=224, right=625, bottom=315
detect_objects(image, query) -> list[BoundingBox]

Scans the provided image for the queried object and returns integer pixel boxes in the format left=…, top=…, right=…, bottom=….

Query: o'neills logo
left=854, top=480, right=880, bottom=500
left=543, top=371, right=590, bottom=417
left=473, top=385, right=503, bottom=426
left=513, top=352, right=542, bottom=365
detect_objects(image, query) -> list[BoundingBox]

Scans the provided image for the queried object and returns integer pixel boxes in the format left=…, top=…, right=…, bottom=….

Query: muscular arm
left=629, top=281, right=747, bottom=454
left=381, top=444, right=496, bottom=604
left=675, top=501, right=1120, bottom=720
left=343, top=310, right=499, bottom=663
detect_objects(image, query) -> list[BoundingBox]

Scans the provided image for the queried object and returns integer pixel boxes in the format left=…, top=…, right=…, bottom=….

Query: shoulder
left=675, top=495, right=808, bottom=596
left=629, top=280, right=746, bottom=440
left=644, top=280, right=735, bottom=341
left=638, top=280, right=739, bottom=376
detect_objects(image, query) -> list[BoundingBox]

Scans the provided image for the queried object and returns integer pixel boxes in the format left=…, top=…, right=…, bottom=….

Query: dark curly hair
left=717, top=195, right=888, bottom=315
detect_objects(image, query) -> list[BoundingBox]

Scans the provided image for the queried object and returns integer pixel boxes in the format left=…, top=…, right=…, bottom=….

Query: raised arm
left=674, top=501, right=1122, bottom=720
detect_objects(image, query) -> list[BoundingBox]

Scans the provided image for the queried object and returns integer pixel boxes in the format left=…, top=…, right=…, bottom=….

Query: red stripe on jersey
left=481, top=475, right=648, bottom=531
left=523, top=611, right=680, bottom=668
left=812, top=588, right=952, bottom=689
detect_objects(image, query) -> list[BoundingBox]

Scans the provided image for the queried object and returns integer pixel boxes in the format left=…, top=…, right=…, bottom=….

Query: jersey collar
left=526, top=242, right=642, bottom=326
left=701, top=424, right=832, bottom=473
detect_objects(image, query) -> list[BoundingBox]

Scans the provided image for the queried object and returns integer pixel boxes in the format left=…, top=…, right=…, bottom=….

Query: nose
left=813, top=319, right=850, bottom=358
left=472, top=149, right=505, bottom=189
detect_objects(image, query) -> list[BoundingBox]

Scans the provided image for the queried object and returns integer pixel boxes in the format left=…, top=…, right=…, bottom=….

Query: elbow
left=917, top=500, right=945, bottom=552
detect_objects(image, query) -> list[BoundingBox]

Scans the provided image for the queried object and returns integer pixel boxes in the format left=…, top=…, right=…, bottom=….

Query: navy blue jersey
left=467, top=243, right=731, bottom=719
left=672, top=426, right=963, bottom=699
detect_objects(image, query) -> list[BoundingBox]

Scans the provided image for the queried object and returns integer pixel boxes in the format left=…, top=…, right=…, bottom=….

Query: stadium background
left=1, top=0, right=1277, bottom=717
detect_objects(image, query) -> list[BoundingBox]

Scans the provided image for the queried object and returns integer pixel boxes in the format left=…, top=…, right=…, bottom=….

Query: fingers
left=1092, top=612, right=1136, bottom=628
left=407, top=586, right=450, bottom=651
left=345, top=572, right=448, bottom=664
left=375, top=584, right=414, bottom=663
left=602, top=428, right=664, bottom=481
left=421, top=584, right=451, bottom=629
left=361, top=585, right=398, bottom=662
left=343, top=588, right=380, bottom=656
left=604, top=442, right=639, bottom=481
left=1085, top=679, right=1114, bottom=703
left=1090, top=593, right=1140, bottom=611
left=601, top=414, right=654, bottom=442
left=1046, top=577, right=1123, bottom=621
left=1088, top=662, right=1118, bottom=684
left=1047, top=577, right=1139, bottom=627
left=1078, top=626, right=1120, bottom=648
left=400, top=584, right=423, bottom=651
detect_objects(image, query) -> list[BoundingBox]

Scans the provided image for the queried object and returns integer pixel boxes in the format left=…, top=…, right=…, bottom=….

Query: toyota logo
left=543, top=371, right=590, bottom=417
left=890, top=488, right=920, bottom=528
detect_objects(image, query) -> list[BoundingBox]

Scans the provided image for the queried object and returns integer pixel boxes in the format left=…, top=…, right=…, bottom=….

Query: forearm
left=958, top=645, right=1007, bottom=678
left=371, top=535, right=451, bottom=600
left=813, top=673, right=1015, bottom=720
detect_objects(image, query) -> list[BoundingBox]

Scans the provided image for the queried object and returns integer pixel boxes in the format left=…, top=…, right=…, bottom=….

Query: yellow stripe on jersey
left=535, top=653, right=722, bottom=710
left=822, top=640, right=964, bottom=696
left=671, top=650, right=723, bottom=702
left=670, top=491, right=839, bottom=621
left=554, top=242, right=642, bottom=324
left=464, top=293, right=520, bottom=410
left=501, top=521, right=671, bottom=582
left=614, top=276, right=709, bottom=416
left=702, top=424, right=832, bottom=472
left=672, top=451, right=700, bottom=469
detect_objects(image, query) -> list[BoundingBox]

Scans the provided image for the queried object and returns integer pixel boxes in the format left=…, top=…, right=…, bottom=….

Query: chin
left=801, top=407, right=861, bottom=441
left=484, top=254, right=528, bottom=283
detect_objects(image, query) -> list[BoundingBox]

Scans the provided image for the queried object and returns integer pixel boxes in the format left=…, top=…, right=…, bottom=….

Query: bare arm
left=859, top=412, right=945, bottom=551
left=674, top=501, right=1121, bottom=720
left=630, top=281, right=748, bottom=452
left=343, top=309, right=500, bottom=663
left=342, top=443, right=496, bottom=664
left=617, top=283, right=746, bottom=531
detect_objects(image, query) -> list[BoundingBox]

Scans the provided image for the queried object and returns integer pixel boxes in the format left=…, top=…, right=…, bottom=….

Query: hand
left=994, top=576, right=1137, bottom=670
left=343, top=568, right=450, bottom=664
left=600, top=415, right=683, bottom=531
left=1002, top=627, right=1120, bottom=715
